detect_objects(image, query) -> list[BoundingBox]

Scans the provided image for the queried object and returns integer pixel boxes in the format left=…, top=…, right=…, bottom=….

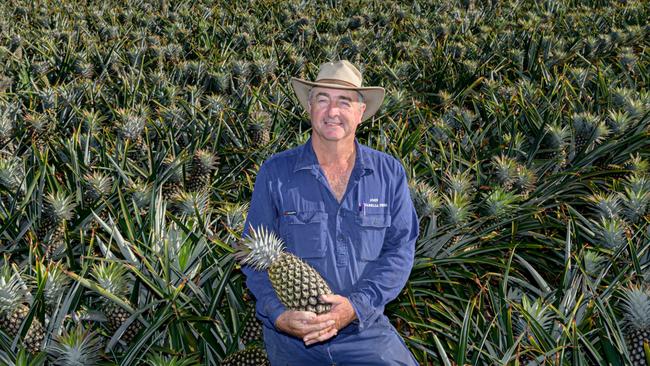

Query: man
left=242, top=60, right=419, bottom=365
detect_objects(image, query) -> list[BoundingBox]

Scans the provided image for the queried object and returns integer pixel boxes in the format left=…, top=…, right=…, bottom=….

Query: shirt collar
left=293, top=137, right=374, bottom=175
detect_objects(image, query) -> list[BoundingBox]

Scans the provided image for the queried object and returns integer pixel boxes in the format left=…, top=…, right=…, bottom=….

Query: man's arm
left=347, top=162, right=419, bottom=331
left=241, top=163, right=287, bottom=329
left=242, top=163, right=338, bottom=341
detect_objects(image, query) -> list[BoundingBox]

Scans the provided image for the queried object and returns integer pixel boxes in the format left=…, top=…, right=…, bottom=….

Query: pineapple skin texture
left=268, top=252, right=332, bottom=314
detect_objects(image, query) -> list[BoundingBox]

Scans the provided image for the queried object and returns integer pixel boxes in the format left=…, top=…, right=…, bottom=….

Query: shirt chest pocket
left=279, top=211, right=328, bottom=259
left=353, top=214, right=392, bottom=261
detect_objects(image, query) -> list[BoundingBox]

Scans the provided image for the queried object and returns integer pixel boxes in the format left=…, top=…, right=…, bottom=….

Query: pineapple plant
left=91, top=262, right=143, bottom=345
left=185, top=149, right=218, bottom=192
left=82, top=172, right=113, bottom=208
left=47, top=324, right=102, bottom=365
left=37, top=192, right=77, bottom=259
left=23, top=111, right=55, bottom=151
left=409, top=180, right=440, bottom=219
left=160, top=156, right=184, bottom=200
left=221, top=346, right=270, bottom=366
left=620, top=286, right=650, bottom=366
left=116, top=107, right=148, bottom=161
left=234, top=226, right=332, bottom=314
left=247, top=109, right=271, bottom=147
left=0, top=264, right=44, bottom=354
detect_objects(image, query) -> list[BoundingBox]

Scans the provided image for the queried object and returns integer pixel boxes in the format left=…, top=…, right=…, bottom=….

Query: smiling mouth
left=324, top=121, right=342, bottom=126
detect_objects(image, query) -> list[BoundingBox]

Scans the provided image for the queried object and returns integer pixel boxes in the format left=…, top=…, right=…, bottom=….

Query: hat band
left=314, top=78, right=360, bottom=88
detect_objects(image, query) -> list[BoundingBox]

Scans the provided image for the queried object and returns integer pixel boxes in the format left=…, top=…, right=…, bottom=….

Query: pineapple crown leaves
left=0, top=264, right=27, bottom=312
left=625, top=153, right=649, bottom=176
left=116, top=106, right=148, bottom=141
left=190, top=149, right=219, bottom=173
left=443, top=170, right=475, bottom=198
left=441, top=192, right=473, bottom=227
left=491, top=155, right=517, bottom=184
left=43, top=191, right=77, bottom=223
left=234, top=225, right=285, bottom=271
left=220, top=202, right=249, bottom=233
left=483, top=188, right=518, bottom=218
left=128, top=181, right=153, bottom=209
left=582, top=250, right=605, bottom=278
left=83, top=172, right=113, bottom=197
left=42, top=263, right=70, bottom=307
left=90, top=262, right=130, bottom=299
left=592, top=217, right=628, bottom=249
left=513, top=295, right=554, bottom=339
left=48, top=325, right=102, bottom=366
left=409, top=180, right=440, bottom=218
left=543, top=123, right=570, bottom=149
left=585, top=192, right=621, bottom=220
left=571, top=112, right=610, bottom=148
left=619, top=286, right=650, bottom=331
left=173, top=190, right=210, bottom=217
left=0, top=155, right=23, bottom=191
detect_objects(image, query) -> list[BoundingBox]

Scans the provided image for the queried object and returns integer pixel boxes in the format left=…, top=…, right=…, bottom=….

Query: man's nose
left=326, top=102, right=340, bottom=117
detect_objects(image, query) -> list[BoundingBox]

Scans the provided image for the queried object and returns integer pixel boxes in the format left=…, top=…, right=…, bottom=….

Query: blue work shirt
left=242, top=137, right=419, bottom=333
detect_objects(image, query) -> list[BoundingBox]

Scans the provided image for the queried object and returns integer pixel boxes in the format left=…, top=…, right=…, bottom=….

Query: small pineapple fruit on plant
left=409, top=180, right=440, bottom=220
left=23, top=111, right=55, bottom=151
left=620, top=285, right=650, bottom=366
left=116, top=107, right=148, bottom=161
left=247, top=110, right=271, bottom=147
left=160, top=156, right=183, bottom=201
left=235, top=226, right=332, bottom=314
left=0, top=264, right=44, bottom=354
left=37, top=192, right=77, bottom=260
left=185, top=149, right=218, bottom=192
left=91, top=263, right=143, bottom=344
left=222, top=346, right=270, bottom=366
left=47, top=324, right=102, bottom=366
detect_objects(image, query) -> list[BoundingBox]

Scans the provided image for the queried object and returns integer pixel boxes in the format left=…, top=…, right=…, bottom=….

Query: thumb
left=320, top=294, right=339, bottom=303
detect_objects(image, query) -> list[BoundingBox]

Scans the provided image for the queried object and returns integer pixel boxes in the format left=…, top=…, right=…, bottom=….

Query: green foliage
left=0, top=0, right=648, bottom=364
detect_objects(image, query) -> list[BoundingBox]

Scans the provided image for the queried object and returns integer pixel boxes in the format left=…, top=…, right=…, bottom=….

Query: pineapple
left=0, top=265, right=44, bottom=354
left=48, top=325, right=102, bottom=365
left=186, top=149, right=218, bottom=192
left=222, top=346, right=270, bottom=366
left=173, top=190, right=210, bottom=217
left=83, top=172, right=113, bottom=208
left=23, top=111, right=55, bottom=151
left=37, top=192, right=77, bottom=259
left=409, top=180, right=440, bottom=219
left=620, top=286, right=650, bottom=365
left=240, top=303, right=263, bottom=346
left=572, top=112, right=609, bottom=153
left=160, top=157, right=183, bottom=200
left=0, top=155, right=24, bottom=207
left=91, top=262, right=143, bottom=344
left=116, top=107, right=148, bottom=161
left=235, top=226, right=332, bottom=314
left=247, top=110, right=271, bottom=147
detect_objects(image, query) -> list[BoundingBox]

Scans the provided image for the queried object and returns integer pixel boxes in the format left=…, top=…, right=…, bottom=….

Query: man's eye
left=340, top=101, right=351, bottom=108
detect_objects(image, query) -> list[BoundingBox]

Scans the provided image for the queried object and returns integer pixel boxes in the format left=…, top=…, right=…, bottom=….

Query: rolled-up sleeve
left=241, top=163, right=286, bottom=329
left=348, top=163, right=419, bottom=331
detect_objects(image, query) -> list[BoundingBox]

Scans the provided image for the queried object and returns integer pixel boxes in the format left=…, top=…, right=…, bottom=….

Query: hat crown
left=314, top=60, right=362, bottom=88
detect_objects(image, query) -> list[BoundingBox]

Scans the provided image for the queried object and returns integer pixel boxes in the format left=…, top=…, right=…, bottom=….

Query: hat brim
left=291, top=78, right=385, bottom=122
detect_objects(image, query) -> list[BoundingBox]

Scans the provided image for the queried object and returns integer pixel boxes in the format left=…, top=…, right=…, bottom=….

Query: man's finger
left=293, top=318, right=335, bottom=333
left=304, top=327, right=338, bottom=346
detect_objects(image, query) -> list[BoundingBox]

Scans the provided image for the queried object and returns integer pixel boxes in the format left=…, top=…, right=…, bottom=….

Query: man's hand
left=303, top=294, right=357, bottom=346
left=274, top=310, right=336, bottom=340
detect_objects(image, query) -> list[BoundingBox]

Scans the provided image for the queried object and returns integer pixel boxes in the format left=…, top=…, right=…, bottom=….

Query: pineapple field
left=0, top=0, right=648, bottom=364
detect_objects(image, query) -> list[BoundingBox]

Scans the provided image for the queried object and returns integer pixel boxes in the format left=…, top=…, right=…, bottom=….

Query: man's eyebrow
left=315, top=92, right=354, bottom=102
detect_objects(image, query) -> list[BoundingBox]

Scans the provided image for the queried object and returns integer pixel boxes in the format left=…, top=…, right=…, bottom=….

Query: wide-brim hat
left=291, top=60, right=385, bottom=122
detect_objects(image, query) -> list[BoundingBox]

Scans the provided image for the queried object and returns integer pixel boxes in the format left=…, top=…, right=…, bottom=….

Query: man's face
left=308, top=87, right=366, bottom=144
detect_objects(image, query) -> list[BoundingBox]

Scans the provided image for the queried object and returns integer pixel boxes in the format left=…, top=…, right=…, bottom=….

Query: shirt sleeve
left=348, top=162, right=419, bottom=331
left=240, top=163, right=287, bottom=329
